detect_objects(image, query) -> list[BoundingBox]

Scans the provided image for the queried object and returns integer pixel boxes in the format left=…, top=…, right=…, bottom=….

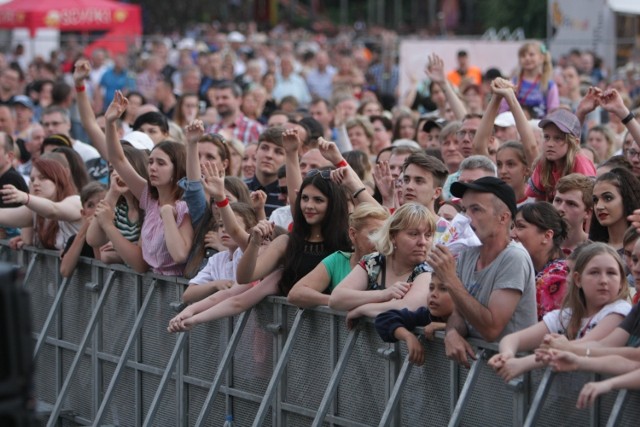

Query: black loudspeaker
left=0, top=263, right=36, bottom=427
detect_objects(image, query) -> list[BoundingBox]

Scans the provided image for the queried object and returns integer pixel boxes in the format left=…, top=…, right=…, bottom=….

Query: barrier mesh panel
left=140, top=278, right=178, bottom=368
left=459, top=360, right=515, bottom=427
left=141, top=373, right=177, bottom=427
left=61, top=348, right=92, bottom=421
left=335, top=323, right=387, bottom=425
left=60, top=264, right=93, bottom=345
left=617, top=390, right=640, bottom=425
left=231, top=305, right=274, bottom=396
left=34, top=344, right=57, bottom=405
left=26, top=254, right=57, bottom=332
left=532, top=371, right=595, bottom=425
left=284, top=307, right=334, bottom=411
left=101, top=270, right=138, bottom=355
left=232, top=398, right=271, bottom=427
left=186, top=318, right=228, bottom=380
left=185, top=383, right=226, bottom=427
left=401, top=339, right=452, bottom=426
left=100, top=361, right=137, bottom=426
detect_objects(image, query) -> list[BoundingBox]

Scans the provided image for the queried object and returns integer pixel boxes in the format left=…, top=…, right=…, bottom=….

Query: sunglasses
left=306, top=169, right=332, bottom=179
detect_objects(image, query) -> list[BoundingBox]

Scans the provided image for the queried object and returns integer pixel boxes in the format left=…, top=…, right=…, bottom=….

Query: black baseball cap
left=450, top=176, right=517, bottom=218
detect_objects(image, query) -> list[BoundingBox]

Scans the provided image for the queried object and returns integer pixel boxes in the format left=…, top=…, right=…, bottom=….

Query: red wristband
left=335, top=159, right=348, bottom=168
left=75, top=85, right=86, bottom=92
left=215, top=198, right=229, bottom=208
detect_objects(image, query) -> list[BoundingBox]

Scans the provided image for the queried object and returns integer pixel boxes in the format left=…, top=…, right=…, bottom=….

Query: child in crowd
left=526, top=109, right=596, bottom=202
left=86, top=145, right=147, bottom=267
left=501, top=40, right=559, bottom=119
left=375, top=274, right=453, bottom=366
left=59, top=182, right=106, bottom=277
left=488, top=243, right=631, bottom=382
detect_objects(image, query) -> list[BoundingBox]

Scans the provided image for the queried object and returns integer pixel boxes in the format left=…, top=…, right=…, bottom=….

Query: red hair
left=32, top=158, right=77, bottom=249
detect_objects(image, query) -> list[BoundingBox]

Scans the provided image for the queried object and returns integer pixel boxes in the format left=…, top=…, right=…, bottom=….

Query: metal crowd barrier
left=2, top=243, right=640, bottom=426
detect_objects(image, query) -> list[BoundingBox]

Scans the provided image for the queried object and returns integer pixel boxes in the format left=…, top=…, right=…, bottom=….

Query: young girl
left=589, top=167, right=640, bottom=252
left=105, top=90, right=193, bottom=276
left=182, top=202, right=257, bottom=304
left=375, top=274, right=453, bottom=366
left=511, top=202, right=570, bottom=319
left=86, top=145, right=147, bottom=267
left=501, top=41, right=559, bottom=119
left=497, top=142, right=534, bottom=207
left=488, top=243, right=631, bottom=382
left=526, top=108, right=596, bottom=202
left=240, top=142, right=257, bottom=180
left=586, top=125, right=617, bottom=164
left=167, top=170, right=352, bottom=332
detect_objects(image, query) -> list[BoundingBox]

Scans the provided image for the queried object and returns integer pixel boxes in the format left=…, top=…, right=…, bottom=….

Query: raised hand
left=317, top=137, right=342, bottom=165
left=282, top=127, right=301, bottom=154
left=425, top=53, right=446, bottom=83
left=104, top=90, right=128, bottom=122
left=201, top=161, right=226, bottom=201
left=373, top=161, right=395, bottom=204
left=94, top=200, right=115, bottom=228
left=600, top=88, right=629, bottom=119
left=250, top=190, right=267, bottom=211
left=249, top=220, right=275, bottom=246
left=491, top=78, right=516, bottom=98
left=185, top=119, right=205, bottom=144
left=576, top=87, right=603, bottom=118
left=109, top=170, right=129, bottom=195
left=73, top=59, right=91, bottom=86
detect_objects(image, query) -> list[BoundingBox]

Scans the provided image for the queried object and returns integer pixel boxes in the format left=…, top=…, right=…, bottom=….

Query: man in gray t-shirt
left=428, top=177, right=536, bottom=367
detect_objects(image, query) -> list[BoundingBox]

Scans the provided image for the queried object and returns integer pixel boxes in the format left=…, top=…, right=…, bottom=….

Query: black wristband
left=622, top=111, right=636, bottom=125
left=352, top=187, right=367, bottom=199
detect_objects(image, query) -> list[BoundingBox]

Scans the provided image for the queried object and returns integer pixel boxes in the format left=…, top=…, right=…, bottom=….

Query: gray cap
left=12, top=95, right=34, bottom=110
left=539, top=109, right=581, bottom=139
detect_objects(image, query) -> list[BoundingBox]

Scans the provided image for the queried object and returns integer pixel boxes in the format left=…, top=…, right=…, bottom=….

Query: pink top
left=139, top=185, right=190, bottom=276
left=526, top=154, right=596, bottom=202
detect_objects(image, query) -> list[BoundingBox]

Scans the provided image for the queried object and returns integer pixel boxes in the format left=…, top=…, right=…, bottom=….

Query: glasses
left=306, top=169, right=332, bottom=179
left=456, top=130, right=477, bottom=140
left=279, top=186, right=288, bottom=195
left=627, top=149, right=640, bottom=159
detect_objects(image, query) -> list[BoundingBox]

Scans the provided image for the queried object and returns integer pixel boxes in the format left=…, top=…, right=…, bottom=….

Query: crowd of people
left=3, top=25, right=640, bottom=409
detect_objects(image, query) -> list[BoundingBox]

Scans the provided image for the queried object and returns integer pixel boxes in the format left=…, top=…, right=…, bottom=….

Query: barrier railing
left=3, top=243, right=640, bottom=426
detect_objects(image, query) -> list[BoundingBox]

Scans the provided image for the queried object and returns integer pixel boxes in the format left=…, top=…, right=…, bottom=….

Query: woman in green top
left=287, top=203, right=389, bottom=308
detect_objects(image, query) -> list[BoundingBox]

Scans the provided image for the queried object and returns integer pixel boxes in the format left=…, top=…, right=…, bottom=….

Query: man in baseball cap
left=427, top=176, right=536, bottom=367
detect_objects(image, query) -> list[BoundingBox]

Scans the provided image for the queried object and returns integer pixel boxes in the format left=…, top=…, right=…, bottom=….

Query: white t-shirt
left=189, top=247, right=243, bottom=286
left=543, top=299, right=631, bottom=338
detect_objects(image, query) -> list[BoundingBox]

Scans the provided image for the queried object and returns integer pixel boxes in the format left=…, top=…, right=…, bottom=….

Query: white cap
left=177, top=38, right=196, bottom=50
left=494, top=112, right=516, bottom=128
left=227, top=31, right=246, bottom=43
left=391, top=139, right=421, bottom=150
left=122, top=131, right=154, bottom=151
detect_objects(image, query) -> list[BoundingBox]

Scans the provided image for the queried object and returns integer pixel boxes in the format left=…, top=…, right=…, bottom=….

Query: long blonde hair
left=518, top=41, right=553, bottom=93
left=539, top=132, right=581, bottom=200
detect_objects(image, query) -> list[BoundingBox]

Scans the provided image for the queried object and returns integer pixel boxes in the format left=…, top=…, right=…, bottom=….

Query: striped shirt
left=114, top=201, right=142, bottom=242
left=208, top=113, right=263, bottom=146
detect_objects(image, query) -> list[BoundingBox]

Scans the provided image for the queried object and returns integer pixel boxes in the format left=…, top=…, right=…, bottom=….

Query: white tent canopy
left=608, top=0, right=640, bottom=15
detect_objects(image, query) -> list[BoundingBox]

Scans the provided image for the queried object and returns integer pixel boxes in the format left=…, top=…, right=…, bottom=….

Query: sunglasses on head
left=306, top=169, right=332, bottom=179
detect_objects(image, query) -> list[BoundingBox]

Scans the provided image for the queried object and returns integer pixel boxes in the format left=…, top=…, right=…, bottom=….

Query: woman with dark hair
left=0, top=158, right=81, bottom=250
left=168, top=170, right=352, bottom=332
left=132, top=111, right=170, bottom=145
left=105, top=91, right=192, bottom=276
left=392, top=112, right=416, bottom=141
left=589, top=167, right=640, bottom=252
left=511, top=202, right=570, bottom=320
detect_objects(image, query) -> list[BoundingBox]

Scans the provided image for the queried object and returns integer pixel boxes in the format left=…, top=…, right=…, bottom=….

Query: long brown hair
left=32, top=158, right=77, bottom=249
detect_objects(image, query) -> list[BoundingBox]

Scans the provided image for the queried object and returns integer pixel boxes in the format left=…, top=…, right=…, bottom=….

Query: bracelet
left=25, top=193, right=30, bottom=206
left=352, top=187, right=367, bottom=199
left=585, top=347, right=591, bottom=358
left=75, top=85, right=86, bottom=93
left=215, top=198, right=229, bottom=208
left=335, top=159, right=348, bottom=168
left=622, top=111, right=636, bottom=125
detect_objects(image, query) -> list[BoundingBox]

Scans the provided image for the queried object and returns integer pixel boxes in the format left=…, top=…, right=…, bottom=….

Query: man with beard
left=208, top=81, right=263, bottom=146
